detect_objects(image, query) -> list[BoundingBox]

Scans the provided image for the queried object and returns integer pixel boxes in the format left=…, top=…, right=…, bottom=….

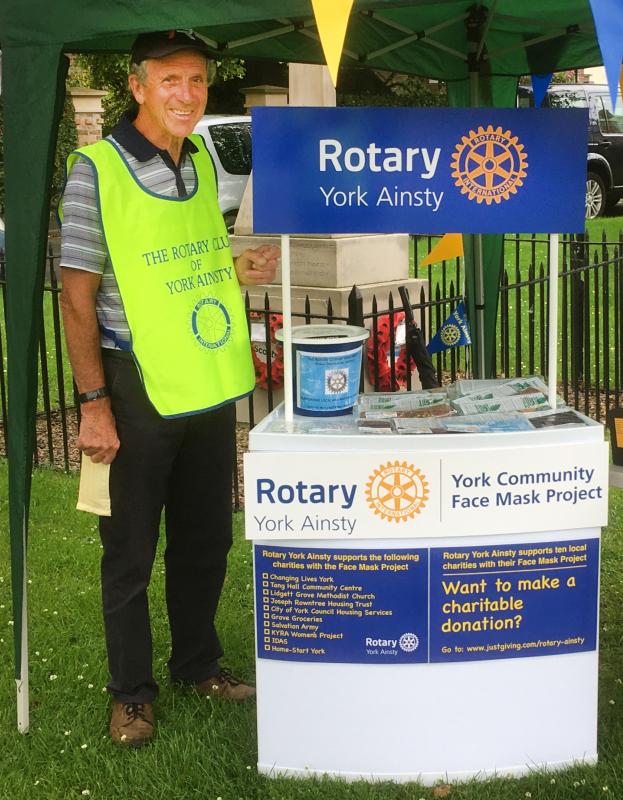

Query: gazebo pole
left=281, top=234, right=294, bottom=426
left=469, top=65, right=486, bottom=379
left=17, top=558, right=29, bottom=733
left=548, top=233, right=559, bottom=408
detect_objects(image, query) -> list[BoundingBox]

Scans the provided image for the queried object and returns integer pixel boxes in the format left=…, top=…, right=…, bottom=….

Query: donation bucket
left=276, top=324, right=369, bottom=416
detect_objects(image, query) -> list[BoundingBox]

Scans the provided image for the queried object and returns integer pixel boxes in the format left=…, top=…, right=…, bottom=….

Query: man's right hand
left=77, top=399, right=120, bottom=464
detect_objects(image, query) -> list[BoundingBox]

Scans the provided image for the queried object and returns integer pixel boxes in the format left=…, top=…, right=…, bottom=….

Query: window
left=594, top=94, right=623, bottom=135
left=209, top=123, right=252, bottom=175
left=517, top=89, right=532, bottom=109
left=546, top=89, right=588, bottom=109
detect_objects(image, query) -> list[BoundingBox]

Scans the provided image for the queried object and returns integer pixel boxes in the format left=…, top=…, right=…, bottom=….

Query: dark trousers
left=100, top=350, right=235, bottom=703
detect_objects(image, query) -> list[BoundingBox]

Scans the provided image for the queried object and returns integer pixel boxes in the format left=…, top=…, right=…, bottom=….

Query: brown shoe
left=193, top=669, right=256, bottom=701
left=109, top=702, right=155, bottom=747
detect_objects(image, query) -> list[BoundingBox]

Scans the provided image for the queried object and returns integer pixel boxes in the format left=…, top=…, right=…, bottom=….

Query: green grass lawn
left=0, top=463, right=622, bottom=799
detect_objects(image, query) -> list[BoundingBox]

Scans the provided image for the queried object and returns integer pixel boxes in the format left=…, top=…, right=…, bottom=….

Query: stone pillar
left=69, top=88, right=107, bottom=146
left=288, top=64, right=336, bottom=107
left=240, top=84, right=288, bottom=113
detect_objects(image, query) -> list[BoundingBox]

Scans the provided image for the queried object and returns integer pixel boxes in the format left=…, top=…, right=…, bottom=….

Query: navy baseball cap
left=130, top=30, right=212, bottom=63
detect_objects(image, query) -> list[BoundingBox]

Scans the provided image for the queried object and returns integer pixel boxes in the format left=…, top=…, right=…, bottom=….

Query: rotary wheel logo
left=365, top=461, right=429, bottom=523
left=191, top=298, right=231, bottom=349
left=326, top=369, right=348, bottom=394
left=440, top=324, right=461, bottom=347
left=399, top=632, right=419, bottom=653
left=451, top=125, right=528, bottom=205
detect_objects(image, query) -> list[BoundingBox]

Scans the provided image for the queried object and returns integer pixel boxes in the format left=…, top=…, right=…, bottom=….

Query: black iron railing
left=0, top=231, right=622, bottom=509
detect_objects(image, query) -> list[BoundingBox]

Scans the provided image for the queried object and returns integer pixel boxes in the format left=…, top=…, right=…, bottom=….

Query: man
left=60, top=30, right=279, bottom=747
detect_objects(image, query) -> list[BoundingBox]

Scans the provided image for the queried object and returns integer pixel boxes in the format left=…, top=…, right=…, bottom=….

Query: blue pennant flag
left=589, top=0, right=623, bottom=110
left=427, top=301, right=472, bottom=355
left=531, top=73, right=553, bottom=108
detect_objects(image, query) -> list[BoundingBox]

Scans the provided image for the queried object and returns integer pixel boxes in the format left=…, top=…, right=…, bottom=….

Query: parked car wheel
left=586, top=172, right=606, bottom=218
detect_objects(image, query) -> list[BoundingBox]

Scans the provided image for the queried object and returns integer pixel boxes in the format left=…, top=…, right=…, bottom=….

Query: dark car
left=518, top=83, right=623, bottom=218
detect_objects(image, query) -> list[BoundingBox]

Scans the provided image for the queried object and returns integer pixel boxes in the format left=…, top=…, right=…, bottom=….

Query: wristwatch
left=78, top=386, right=109, bottom=404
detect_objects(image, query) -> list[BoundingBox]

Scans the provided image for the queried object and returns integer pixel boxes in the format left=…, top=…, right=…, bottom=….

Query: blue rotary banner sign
left=252, top=107, right=587, bottom=234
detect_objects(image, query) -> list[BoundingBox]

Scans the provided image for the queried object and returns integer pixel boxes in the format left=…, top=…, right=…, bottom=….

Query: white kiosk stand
left=245, top=412, right=607, bottom=783
left=245, top=106, right=605, bottom=783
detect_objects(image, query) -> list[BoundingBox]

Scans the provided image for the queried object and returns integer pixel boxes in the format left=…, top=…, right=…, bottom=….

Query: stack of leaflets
left=356, top=418, right=395, bottom=434
left=357, top=390, right=447, bottom=411
left=390, top=418, right=447, bottom=435
left=525, top=408, right=587, bottom=429
left=463, top=376, right=547, bottom=398
left=452, top=394, right=550, bottom=415
left=451, top=376, right=551, bottom=415
left=357, top=390, right=454, bottom=420
left=348, top=378, right=591, bottom=436
left=393, top=413, right=534, bottom=435
left=442, top=413, right=534, bottom=434
left=447, top=378, right=513, bottom=399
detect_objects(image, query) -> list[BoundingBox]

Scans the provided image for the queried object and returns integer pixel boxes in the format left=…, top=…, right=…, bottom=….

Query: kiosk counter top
left=248, top=400, right=604, bottom=452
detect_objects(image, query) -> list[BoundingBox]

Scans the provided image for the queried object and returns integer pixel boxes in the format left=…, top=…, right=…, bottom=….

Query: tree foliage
left=73, top=54, right=132, bottom=136
left=52, top=93, right=79, bottom=203
left=551, top=69, right=581, bottom=84
left=519, top=69, right=579, bottom=86
left=338, top=69, right=447, bottom=108
left=0, top=91, right=77, bottom=215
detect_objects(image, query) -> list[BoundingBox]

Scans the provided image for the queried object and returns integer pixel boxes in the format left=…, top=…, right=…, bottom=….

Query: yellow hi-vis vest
left=64, top=135, right=255, bottom=418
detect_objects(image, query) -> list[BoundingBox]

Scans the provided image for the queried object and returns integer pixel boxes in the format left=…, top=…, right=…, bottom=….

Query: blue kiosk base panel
left=255, top=539, right=598, bottom=665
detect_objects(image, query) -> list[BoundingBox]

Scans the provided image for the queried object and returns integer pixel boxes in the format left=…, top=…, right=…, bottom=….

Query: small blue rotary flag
left=427, top=301, right=472, bottom=355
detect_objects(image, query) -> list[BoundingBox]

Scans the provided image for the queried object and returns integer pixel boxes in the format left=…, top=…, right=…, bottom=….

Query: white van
left=193, top=115, right=252, bottom=232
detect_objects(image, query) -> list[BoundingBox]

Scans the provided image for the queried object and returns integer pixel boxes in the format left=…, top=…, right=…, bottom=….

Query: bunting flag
left=427, top=301, right=472, bottom=355
left=531, top=73, right=553, bottom=108
left=420, top=233, right=464, bottom=268
left=311, top=0, right=354, bottom=87
left=588, top=0, right=623, bottom=109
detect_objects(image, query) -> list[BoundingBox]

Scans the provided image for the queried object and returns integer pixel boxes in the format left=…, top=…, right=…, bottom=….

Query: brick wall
left=69, top=88, right=107, bottom=146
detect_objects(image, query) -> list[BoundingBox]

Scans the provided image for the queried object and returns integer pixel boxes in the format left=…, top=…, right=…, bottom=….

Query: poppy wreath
left=250, top=312, right=284, bottom=390
left=367, top=312, right=410, bottom=391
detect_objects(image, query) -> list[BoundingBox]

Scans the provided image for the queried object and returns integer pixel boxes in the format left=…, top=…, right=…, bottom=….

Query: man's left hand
left=235, top=245, right=280, bottom=286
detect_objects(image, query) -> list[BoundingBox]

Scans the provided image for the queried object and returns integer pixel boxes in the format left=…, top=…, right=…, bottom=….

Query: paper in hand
left=76, top=452, right=111, bottom=516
